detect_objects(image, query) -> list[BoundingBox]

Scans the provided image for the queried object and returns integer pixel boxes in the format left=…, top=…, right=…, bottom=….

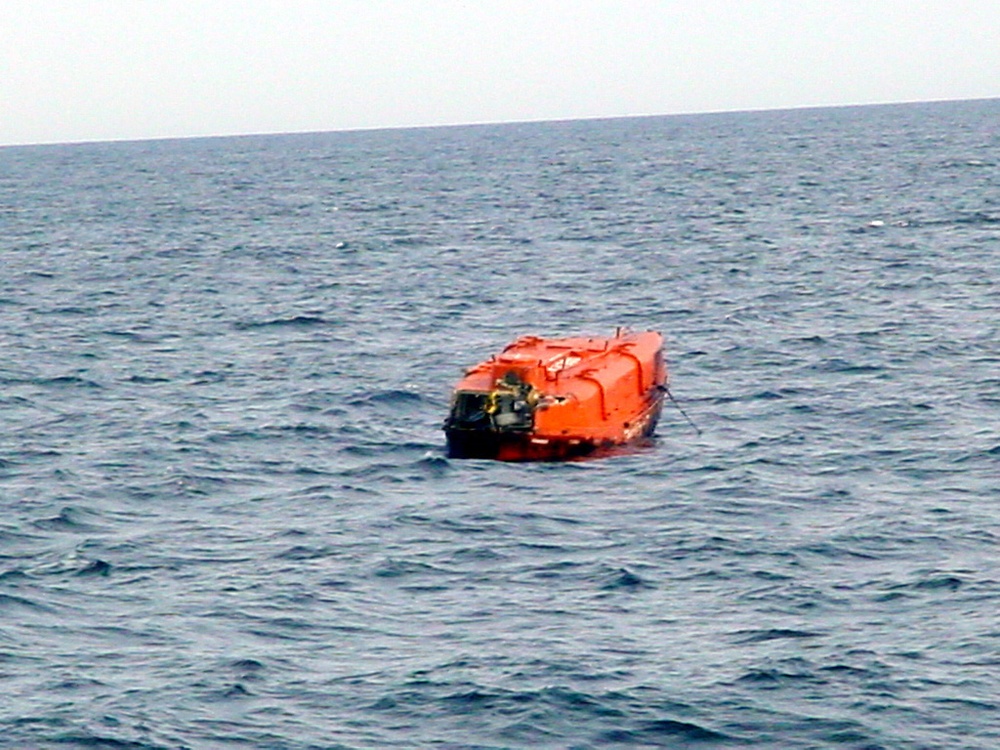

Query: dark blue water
left=2, top=99, right=998, bottom=749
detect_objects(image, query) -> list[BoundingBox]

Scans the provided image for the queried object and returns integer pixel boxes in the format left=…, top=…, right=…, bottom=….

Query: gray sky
left=2, top=0, right=998, bottom=146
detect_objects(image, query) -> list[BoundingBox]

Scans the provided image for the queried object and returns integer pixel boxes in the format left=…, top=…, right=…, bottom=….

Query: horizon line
left=3, top=95, right=997, bottom=150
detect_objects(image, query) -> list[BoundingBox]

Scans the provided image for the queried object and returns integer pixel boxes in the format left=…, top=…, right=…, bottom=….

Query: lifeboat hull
left=444, top=330, right=667, bottom=461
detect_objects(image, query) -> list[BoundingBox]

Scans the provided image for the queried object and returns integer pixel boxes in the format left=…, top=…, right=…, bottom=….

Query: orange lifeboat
left=444, top=329, right=667, bottom=461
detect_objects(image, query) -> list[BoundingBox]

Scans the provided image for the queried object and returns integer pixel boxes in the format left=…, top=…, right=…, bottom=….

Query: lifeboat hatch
left=446, top=391, right=493, bottom=430
left=445, top=372, right=538, bottom=436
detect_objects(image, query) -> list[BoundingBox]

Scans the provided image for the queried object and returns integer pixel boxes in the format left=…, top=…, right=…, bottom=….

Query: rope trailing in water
left=661, top=384, right=701, bottom=436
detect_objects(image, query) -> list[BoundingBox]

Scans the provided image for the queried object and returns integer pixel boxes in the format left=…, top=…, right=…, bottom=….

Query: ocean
left=1, top=98, right=998, bottom=749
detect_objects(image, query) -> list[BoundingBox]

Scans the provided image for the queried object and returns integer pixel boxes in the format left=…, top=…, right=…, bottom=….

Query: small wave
left=601, top=567, right=654, bottom=591
left=912, top=575, right=965, bottom=592
left=810, top=358, right=884, bottom=374
left=446, top=546, right=508, bottom=563
left=340, top=200, right=399, bottom=213
left=953, top=210, right=1000, bottom=225
left=75, top=559, right=112, bottom=577
left=31, top=506, right=103, bottom=532
left=339, top=440, right=440, bottom=457
left=372, top=558, right=446, bottom=580
left=943, top=158, right=996, bottom=169
left=930, top=696, right=998, bottom=710
left=126, top=375, right=172, bottom=384
left=38, top=305, right=95, bottom=315
left=220, top=683, right=254, bottom=698
left=735, top=662, right=822, bottom=688
left=272, top=544, right=332, bottom=561
left=414, top=454, right=449, bottom=476
left=233, top=315, right=333, bottom=330
left=598, top=718, right=733, bottom=744
left=207, top=423, right=333, bottom=443
left=46, top=676, right=107, bottom=692
left=23, top=549, right=114, bottom=578
left=100, top=329, right=163, bottom=343
left=346, top=389, right=429, bottom=407
left=229, top=658, right=266, bottom=673
left=882, top=571, right=967, bottom=594
left=47, top=731, right=165, bottom=749
left=35, top=375, right=105, bottom=389
left=373, top=683, right=739, bottom=744
left=0, top=592, right=57, bottom=612
left=335, top=452, right=448, bottom=483
left=784, top=334, right=827, bottom=345
left=733, top=628, right=824, bottom=644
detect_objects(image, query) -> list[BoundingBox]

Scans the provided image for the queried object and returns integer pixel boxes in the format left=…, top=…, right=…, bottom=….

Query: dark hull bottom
left=446, top=430, right=599, bottom=462
left=446, top=404, right=662, bottom=462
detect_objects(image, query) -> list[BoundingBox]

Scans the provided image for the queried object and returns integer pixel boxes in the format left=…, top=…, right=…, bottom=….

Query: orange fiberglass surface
left=444, top=329, right=667, bottom=461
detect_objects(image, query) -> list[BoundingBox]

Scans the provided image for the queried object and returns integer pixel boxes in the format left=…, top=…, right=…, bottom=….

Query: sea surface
left=1, top=99, right=998, bottom=749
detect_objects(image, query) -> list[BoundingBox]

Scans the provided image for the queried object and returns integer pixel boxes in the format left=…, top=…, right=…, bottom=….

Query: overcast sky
left=2, top=0, right=998, bottom=146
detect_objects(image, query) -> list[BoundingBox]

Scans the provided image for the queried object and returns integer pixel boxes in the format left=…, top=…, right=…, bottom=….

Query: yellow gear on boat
left=484, top=391, right=500, bottom=415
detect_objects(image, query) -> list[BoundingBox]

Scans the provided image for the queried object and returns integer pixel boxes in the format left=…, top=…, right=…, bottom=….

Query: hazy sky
left=3, top=0, right=998, bottom=146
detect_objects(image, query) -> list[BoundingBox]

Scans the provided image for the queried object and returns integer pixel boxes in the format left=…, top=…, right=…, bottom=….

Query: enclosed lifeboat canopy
left=444, top=329, right=667, bottom=461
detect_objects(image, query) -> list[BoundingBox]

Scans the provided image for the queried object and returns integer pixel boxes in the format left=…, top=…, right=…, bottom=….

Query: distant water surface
left=1, top=99, right=999, bottom=749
